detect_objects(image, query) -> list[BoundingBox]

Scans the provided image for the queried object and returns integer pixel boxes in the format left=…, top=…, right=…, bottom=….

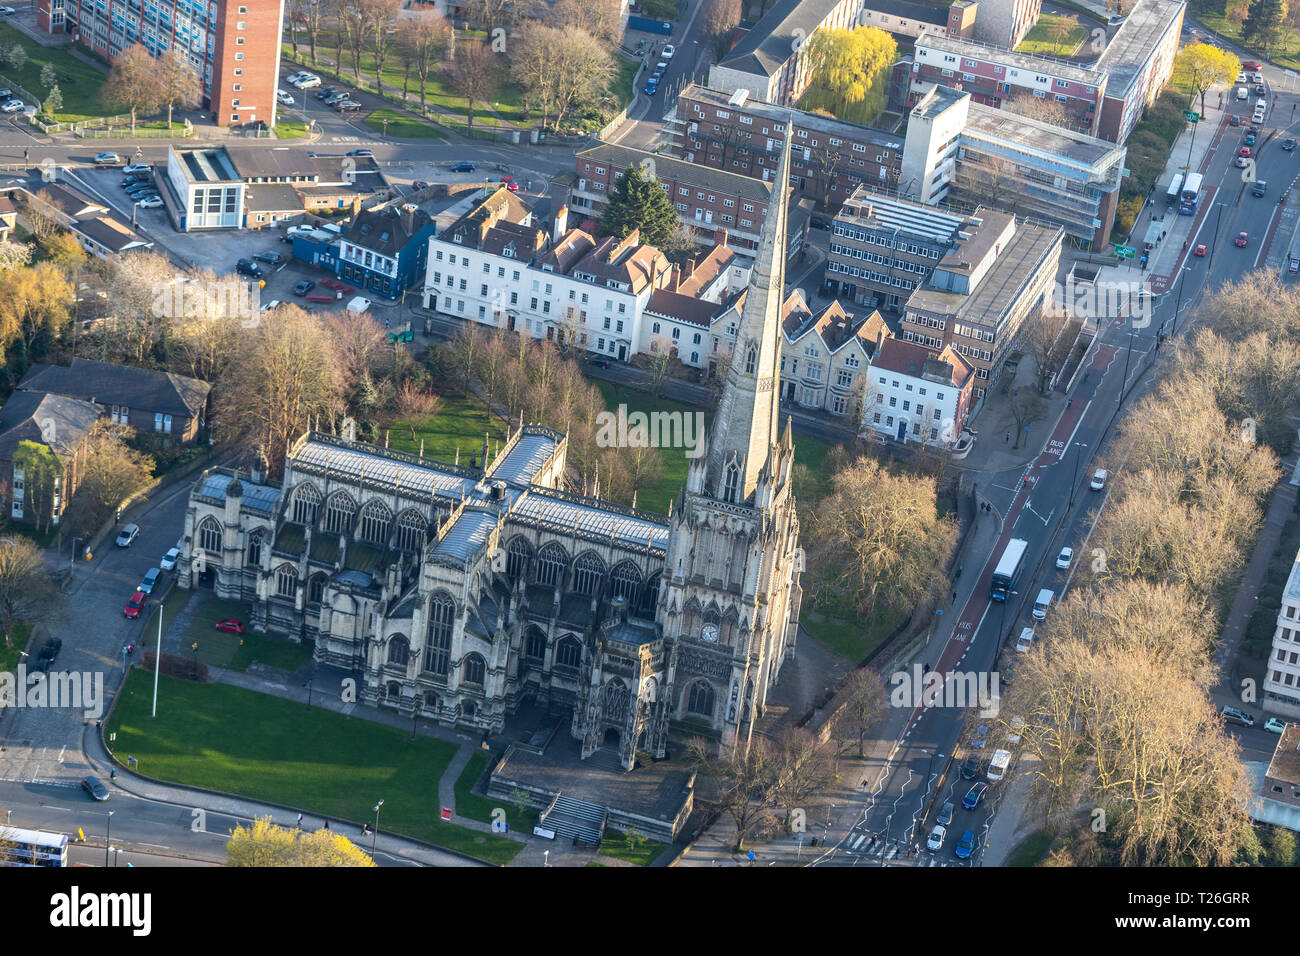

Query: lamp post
left=105, top=810, right=114, bottom=867
left=371, top=799, right=383, bottom=857
left=1170, top=266, right=1191, bottom=338
left=1206, top=201, right=1227, bottom=272
left=70, top=536, right=81, bottom=571
left=1118, top=329, right=1135, bottom=406
left=1070, top=441, right=1088, bottom=506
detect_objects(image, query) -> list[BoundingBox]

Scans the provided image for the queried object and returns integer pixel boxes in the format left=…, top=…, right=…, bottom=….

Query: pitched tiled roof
left=0, top=391, right=101, bottom=461
left=571, top=228, right=671, bottom=294
left=575, top=142, right=773, bottom=206
left=19, top=358, right=211, bottom=419
left=645, top=288, right=723, bottom=329
left=872, top=337, right=975, bottom=388
left=342, top=205, right=432, bottom=256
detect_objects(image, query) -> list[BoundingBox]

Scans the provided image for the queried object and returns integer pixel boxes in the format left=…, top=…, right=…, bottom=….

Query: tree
left=398, top=10, right=450, bottom=112
left=154, top=46, right=202, bottom=129
left=362, top=0, right=402, bottom=100
left=1007, top=388, right=1044, bottom=449
left=226, top=817, right=376, bottom=866
left=597, top=163, right=679, bottom=250
left=0, top=240, right=32, bottom=271
left=1243, top=0, right=1287, bottom=50
left=2, top=42, right=27, bottom=73
left=1174, top=43, right=1241, bottom=119
left=509, top=24, right=614, bottom=132
left=0, top=533, right=60, bottom=648
left=659, top=221, right=702, bottom=264
left=103, top=44, right=166, bottom=133
left=42, top=84, right=62, bottom=116
left=333, top=0, right=368, bottom=82
left=1022, top=311, right=1064, bottom=394
left=807, top=455, right=958, bottom=615
left=688, top=734, right=778, bottom=852
left=41, top=231, right=85, bottom=271
left=799, top=27, right=897, bottom=126
left=448, top=40, right=498, bottom=132
left=303, top=0, right=326, bottom=65
left=212, top=307, right=344, bottom=477
left=554, top=0, right=622, bottom=44
left=40, top=63, right=56, bottom=91
left=769, top=727, right=834, bottom=824
left=0, top=263, right=74, bottom=359
left=394, top=383, right=441, bottom=440
left=833, top=668, right=887, bottom=758
left=63, top=423, right=155, bottom=537
left=24, top=190, right=66, bottom=242
left=460, top=0, right=521, bottom=30
left=12, top=440, right=61, bottom=532
left=1047, top=16, right=1075, bottom=53
left=703, top=0, right=743, bottom=58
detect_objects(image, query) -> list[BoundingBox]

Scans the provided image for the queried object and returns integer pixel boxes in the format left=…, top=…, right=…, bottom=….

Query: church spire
left=705, top=116, right=793, bottom=505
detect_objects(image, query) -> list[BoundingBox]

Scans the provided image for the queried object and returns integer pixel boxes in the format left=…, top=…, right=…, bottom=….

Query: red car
left=501, top=177, right=519, bottom=192
left=1239, top=145, right=1252, bottom=157
left=124, top=590, right=146, bottom=619
left=215, top=618, right=245, bottom=634
left=1235, top=231, right=1249, bottom=247
left=1193, top=243, right=1207, bottom=257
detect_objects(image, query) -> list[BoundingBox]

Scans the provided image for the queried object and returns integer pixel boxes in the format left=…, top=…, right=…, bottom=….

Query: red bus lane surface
left=902, top=397, right=1091, bottom=737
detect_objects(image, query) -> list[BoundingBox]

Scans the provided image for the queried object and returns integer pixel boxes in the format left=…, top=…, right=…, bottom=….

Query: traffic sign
left=1183, top=110, right=1200, bottom=122
left=1115, top=245, right=1136, bottom=259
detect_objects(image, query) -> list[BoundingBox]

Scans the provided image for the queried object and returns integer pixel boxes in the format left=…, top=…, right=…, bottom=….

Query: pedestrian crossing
left=841, top=831, right=963, bottom=866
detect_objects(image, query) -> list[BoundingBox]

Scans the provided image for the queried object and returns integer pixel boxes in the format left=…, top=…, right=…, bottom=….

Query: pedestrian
left=1004, top=431, right=1010, bottom=443
left=23, top=147, right=28, bottom=163
left=297, top=812, right=303, bottom=827
left=951, top=590, right=957, bottom=604
left=323, top=821, right=329, bottom=831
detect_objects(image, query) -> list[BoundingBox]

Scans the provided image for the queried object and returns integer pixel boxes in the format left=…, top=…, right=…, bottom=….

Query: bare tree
left=362, top=0, right=402, bottom=100
left=398, top=9, right=451, bottom=112
left=155, top=44, right=202, bottom=128
left=688, top=735, right=778, bottom=853
left=832, top=668, right=887, bottom=758
left=1022, top=311, right=1064, bottom=394
left=448, top=40, right=499, bottom=132
left=0, top=536, right=60, bottom=648
left=102, top=43, right=164, bottom=133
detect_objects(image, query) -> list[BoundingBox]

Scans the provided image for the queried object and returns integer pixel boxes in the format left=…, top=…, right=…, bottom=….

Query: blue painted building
left=335, top=205, right=437, bottom=299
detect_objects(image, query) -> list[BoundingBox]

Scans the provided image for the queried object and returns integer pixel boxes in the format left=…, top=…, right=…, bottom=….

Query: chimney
left=400, top=203, right=418, bottom=237
left=670, top=263, right=681, bottom=291
left=351, top=196, right=362, bottom=218
left=686, top=257, right=697, bottom=277
left=716, top=227, right=728, bottom=248
left=553, top=204, right=569, bottom=243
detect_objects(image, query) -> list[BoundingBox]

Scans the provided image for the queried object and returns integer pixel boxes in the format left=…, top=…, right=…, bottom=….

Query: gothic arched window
left=247, top=529, right=263, bottom=566
left=745, top=347, right=756, bottom=374
left=604, top=679, right=629, bottom=721
left=506, top=537, right=532, bottom=580
left=573, top=552, right=606, bottom=596
left=638, top=572, right=661, bottom=617
left=292, top=483, right=321, bottom=525
left=395, top=510, right=427, bottom=552
left=536, top=542, right=568, bottom=588
left=275, top=563, right=297, bottom=597
left=388, top=635, right=410, bottom=667
left=555, top=636, right=582, bottom=669
left=687, top=681, right=715, bottom=717
left=323, top=492, right=356, bottom=535
left=308, top=573, right=326, bottom=604
left=463, top=653, right=486, bottom=685
left=358, top=500, right=392, bottom=545
left=723, top=463, right=739, bottom=503
left=426, top=593, right=455, bottom=675
left=198, top=517, right=221, bottom=555
left=524, top=627, right=546, bottom=661
left=610, top=562, right=642, bottom=606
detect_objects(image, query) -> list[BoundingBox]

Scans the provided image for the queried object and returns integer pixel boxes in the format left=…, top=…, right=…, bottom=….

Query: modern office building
left=1092, top=0, right=1185, bottom=144
left=1264, top=547, right=1300, bottom=719
left=38, top=0, right=285, bottom=128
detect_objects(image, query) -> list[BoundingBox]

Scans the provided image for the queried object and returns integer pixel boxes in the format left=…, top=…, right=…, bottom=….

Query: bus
left=989, top=538, right=1029, bottom=602
left=1165, top=172, right=1183, bottom=205
left=1179, top=172, right=1203, bottom=215
left=0, top=826, right=69, bottom=867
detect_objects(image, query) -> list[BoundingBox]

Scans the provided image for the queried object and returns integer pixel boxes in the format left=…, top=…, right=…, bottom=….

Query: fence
left=0, top=72, right=41, bottom=115
left=77, top=123, right=194, bottom=139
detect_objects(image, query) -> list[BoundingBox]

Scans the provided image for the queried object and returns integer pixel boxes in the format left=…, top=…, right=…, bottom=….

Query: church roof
left=292, top=436, right=476, bottom=502
left=490, top=430, right=562, bottom=486
left=195, top=470, right=280, bottom=515
left=432, top=509, right=497, bottom=563
left=513, top=490, right=669, bottom=551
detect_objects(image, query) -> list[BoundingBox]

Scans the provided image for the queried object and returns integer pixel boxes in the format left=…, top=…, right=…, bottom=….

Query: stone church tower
left=658, top=120, right=804, bottom=758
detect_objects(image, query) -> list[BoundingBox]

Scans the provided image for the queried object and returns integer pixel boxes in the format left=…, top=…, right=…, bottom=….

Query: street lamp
left=1119, top=329, right=1135, bottom=405
left=105, top=810, right=114, bottom=867
left=1206, top=201, right=1228, bottom=272
left=1170, top=265, right=1192, bottom=338
left=371, top=799, right=383, bottom=857
left=1069, top=441, right=1088, bottom=506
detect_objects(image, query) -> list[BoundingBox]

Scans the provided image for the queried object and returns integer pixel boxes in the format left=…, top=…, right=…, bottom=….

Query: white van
left=1237, top=86, right=1249, bottom=100
left=1256, top=97, right=1267, bottom=110
left=1015, top=626, right=1035, bottom=653
left=987, top=748, right=1012, bottom=781
left=1090, top=468, right=1108, bottom=491
left=1032, top=588, right=1054, bottom=621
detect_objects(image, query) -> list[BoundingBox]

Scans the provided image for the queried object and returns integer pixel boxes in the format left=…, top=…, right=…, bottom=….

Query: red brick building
left=37, top=0, right=284, bottom=128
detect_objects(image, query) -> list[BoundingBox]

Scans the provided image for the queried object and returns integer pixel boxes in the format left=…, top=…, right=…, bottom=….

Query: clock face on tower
left=701, top=624, right=718, bottom=643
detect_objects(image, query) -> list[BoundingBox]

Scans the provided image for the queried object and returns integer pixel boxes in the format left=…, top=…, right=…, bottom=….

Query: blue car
left=955, top=829, right=975, bottom=859
left=963, top=781, right=988, bottom=810
left=645, top=79, right=659, bottom=97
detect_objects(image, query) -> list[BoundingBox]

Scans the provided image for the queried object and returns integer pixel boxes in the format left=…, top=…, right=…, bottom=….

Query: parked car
left=662, top=43, right=676, bottom=58
left=138, top=567, right=162, bottom=595
left=653, top=61, right=667, bottom=77
left=215, top=618, right=245, bottom=634
left=0, top=99, right=23, bottom=113
left=1235, top=231, right=1250, bottom=247
left=1222, top=705, right=1255, bottom=727
left=316, top=87, right=342, bottom=100
left=285, top=71, right=312, bottom=84
left=1285, top=138, right=1297, bottom=151
left=1265, top=717, right=1288, bottom=733
left=346, top=148, right=373, bottom=157
left=954, top=829, right=976, bottom=860
left=963, top=782, right=988, bottom=809
left=260, top=300, right=283, bottom=312
left=1055, top=546, right=1073, bottom=570
left=412, top=180, right=429, bottom=190
left=123, top=162, right=151, bottom=174
left=160, top=546, right=181, bottom=571
left=1089, top=468, right=1108, bottom=491
left=644, top=79, right=659, bottom=96
left=124, top=590, right=146, bottom=619
left=126, top=184, right=156, bottom=197
left=926, top=824, right=947, bottom=852
left=276, top=90, right=295, bottom=106
left=335, top=101, right=362, bottom=113
left=235, top=258, right=265, bottom=279
left=82, top=776, right=110, bottom=801
left=0, top=7, right=15, bottom=13
left=94, top=152, right=122, bottom=165
left=253, top=251, right=286, bottom=266
left=137, top=196, right=164, bottom=209
left=936, top=801, right=954, bottom=827
left=959, top=753, right=981, bottom=780
left=115, top=523, right=140, bottom=547
left=322, top=91, right=349, bottom=105
left=293, top=279, right=316, bottom=296
left=37, top=638, right=62, bottom=669
left=293, top=75, right=321, bottom=90
left=450, top=161, right=475, bottom=172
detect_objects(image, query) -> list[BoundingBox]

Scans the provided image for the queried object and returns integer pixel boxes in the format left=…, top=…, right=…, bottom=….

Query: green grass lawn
left=453, top=749, right=538, bottom=832
left=600, top=829, right=668, bottom=865
left=1006, top=829, right=1054, bottom=866
left=275, top=113, right=307, bottom=139
left=390, top=392, right=511, bottom=465
left=802, top=601, right=907, bottom=663
left=364, top=108, right=446, bottom=140
left=106, top=669, right=523, bottom=864
left=181, top=595, right=311, bottom=673
left=1016, top=12, right=1087, bottom=56
left=1192, top=4, right=1300, bottom=72
left=0, top=621, right=33, bottom=673
left=612, top=57, right=640, bottom=111
left=141, top=588, right=192, bottom=648
left=0, top=23, right=124, bottom=122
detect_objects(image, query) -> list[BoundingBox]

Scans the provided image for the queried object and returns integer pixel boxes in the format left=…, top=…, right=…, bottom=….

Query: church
left=177, top=127, right=805, bottom=770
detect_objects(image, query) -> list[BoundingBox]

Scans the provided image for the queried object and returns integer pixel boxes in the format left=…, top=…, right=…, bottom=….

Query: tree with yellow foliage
left=799, top=27, right=897, bottom=126
left=226, top=817, right=377, bottom=867
left=1174, top=43, right=1241, bottom=118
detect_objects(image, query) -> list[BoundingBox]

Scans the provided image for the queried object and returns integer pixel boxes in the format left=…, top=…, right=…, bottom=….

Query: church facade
left=176, top=127, right=804, bottom=769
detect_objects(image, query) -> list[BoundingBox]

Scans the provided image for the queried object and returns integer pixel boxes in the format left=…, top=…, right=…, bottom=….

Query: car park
left=293, top=279, right=316, bottom=296
left=936, top=801, right=954, bottom=827
left=1235, top=231, right=1249, bottom=247
left=450, top=161, right=475, bottom=172
left=139, top=567, right=162, bottom=595
left=124, top=590, right=146, bottom=619
left=82, top=776, right=110, bottom=801
left=115, top=523, right=140, bottom=547
left=216, top=618, right=245, bottom=634
left=253, top=251, right=285, bottom=266
left=236, top=258, right=265, bottom=279
left=954, top=829, right=975, bottom=860
left=926, top=824, right=946, bottom=851
left=1055, top=546, right=1073, bottom=570
left=1265, top=717, right=1288, bottom=733
left=1194, top=243, right=1207, bottom=256
left=1222, top=705, right=1255, bottom=726
left=160, top=546, right=181, bottom=571
left=94, top=152, right=122, bottom=165
left=959, top=753, right=980, bottom=779
left=277, top=90, right=295, bottom=106
left=0, top=99, right=23, bottom=113
left=963, top=782, right=988, bottom=809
